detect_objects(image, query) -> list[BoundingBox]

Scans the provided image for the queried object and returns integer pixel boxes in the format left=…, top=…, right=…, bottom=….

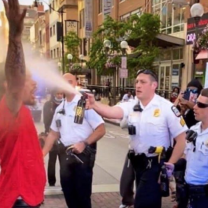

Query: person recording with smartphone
left=174, top=79, right=202, bottom=128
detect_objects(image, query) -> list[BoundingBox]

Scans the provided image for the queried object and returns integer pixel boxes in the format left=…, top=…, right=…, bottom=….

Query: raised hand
left=85, top=93, right=96, bottom=109
left=2, top=0, right=27, bottom=41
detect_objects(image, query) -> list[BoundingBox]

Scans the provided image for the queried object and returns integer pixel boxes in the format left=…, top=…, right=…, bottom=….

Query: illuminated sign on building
left=186, top=13, right=208, bottom=45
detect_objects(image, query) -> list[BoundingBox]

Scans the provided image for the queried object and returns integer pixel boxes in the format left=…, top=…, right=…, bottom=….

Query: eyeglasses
left=137, top=69, right=158, bottom=82
left=196, top=101, right=208, bottom=108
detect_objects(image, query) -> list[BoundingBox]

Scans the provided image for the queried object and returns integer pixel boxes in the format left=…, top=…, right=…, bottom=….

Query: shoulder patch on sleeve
left=180, top=117, right=185, bottom=127
left=171, top=106, right=181, bottom=117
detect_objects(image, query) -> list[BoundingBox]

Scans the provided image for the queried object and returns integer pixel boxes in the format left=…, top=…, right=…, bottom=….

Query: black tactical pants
left=130, top=153, right=161, bottom=208
left=120, top=152, right=135, bottom=206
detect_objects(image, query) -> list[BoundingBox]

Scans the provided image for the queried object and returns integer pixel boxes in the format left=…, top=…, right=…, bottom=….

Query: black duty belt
left=187, top=184, right=208, bottom=195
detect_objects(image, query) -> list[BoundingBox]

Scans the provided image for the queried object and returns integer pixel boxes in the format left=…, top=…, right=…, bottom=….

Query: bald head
left=63, top=73, right=77, bottom=88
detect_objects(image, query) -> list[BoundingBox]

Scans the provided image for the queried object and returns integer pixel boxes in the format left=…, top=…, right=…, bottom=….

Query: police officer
left=43, top=89, right=63, bottom=186
left=166, top=88, right=208, bottom=208
left=86, top=69, right=187, bottom=208
left=42, top=73, right=105, bottom=208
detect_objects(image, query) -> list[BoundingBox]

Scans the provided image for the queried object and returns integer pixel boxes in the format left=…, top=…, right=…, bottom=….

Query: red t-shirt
left=0, top=96, right=46, bottom=208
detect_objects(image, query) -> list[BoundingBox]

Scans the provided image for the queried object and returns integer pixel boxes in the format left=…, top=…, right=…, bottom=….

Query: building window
left=120, top=8, right=142, bottom=21
left=50, top=27, right=52, bottom=37
left=57, top=48, right=59, bottom=58
left=51, top=50, right=53, bottom=58
left=54, top=49, right=56, bottom=58
left=98, top=0, right=102, bottom=14
left=53, top=25, right=55, bottom=36
left=39, top=30, right=42, bottom=46
left=152, top=0, right=185, bottom=34
left=49, top=4, right=52, bottom=13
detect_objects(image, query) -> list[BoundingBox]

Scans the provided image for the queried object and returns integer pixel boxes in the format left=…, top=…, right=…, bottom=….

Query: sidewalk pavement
left=42, top=193, right=175, bottom=208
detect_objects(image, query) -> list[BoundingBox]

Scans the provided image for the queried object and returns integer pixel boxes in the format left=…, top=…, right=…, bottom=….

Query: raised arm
left=86, top=94, right=124, bottom=119
left=3, top=0, right=27, bottom=114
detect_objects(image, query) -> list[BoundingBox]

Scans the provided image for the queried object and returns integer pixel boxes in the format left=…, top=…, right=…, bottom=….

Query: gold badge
left=154, top=109, right=160, bottom=117
left=204, top=139, right=208, bottom=147
left=180, top=117, right=185, bottom=127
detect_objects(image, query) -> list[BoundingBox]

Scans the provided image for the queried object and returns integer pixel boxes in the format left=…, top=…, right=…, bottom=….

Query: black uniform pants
left=130, top=154, right=161, bottom=208
left=47, top=146, right=60, bottom=186
left=120, top=152, right=135, bottom=206
left=59, top=151, right=93, bottom=208
left=13, top=199, right=40, bottom=208
left=188, top=185, right=208, bottom=208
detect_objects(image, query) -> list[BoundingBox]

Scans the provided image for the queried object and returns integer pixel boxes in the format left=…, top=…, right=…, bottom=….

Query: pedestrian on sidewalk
left=0, top=0, right=46, bottom=207
left=42, top=73, right=106, bottom=208
left=43, top=89, right=63, bottom=186
left=119, top=117, right=135, bottom=208
left=86, top=69, right=187, bottom=208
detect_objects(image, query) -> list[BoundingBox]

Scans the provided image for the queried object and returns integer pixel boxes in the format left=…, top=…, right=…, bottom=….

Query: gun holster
left=83, top=145, right=96, bottom=167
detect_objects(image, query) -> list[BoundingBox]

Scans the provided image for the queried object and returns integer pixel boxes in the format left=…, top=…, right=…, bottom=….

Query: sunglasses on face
left=196, top=101, right=208, bottom=108
left=137, top=69, right=158, bottom=82
left=187, top=88, right=198, bottom=93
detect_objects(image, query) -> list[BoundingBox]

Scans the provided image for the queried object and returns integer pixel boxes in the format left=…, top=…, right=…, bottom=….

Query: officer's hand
left=72, top=142, right=86, bottom=154
left=179, top=98, right=188, bottom=106
left=85, top=93, right=96, bottom=110
left=164, top=162, right=175, bottom=178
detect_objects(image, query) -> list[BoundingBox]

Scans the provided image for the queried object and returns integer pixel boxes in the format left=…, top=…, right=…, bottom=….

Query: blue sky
left=0, top=0, right=49, bottom=11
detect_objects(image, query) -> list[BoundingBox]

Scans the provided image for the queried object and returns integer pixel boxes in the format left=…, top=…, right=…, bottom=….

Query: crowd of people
left=1, top=1, right=208, bottom=208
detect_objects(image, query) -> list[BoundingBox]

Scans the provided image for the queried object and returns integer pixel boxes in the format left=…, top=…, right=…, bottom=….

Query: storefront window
left=152, top=0, right=185, bottom=34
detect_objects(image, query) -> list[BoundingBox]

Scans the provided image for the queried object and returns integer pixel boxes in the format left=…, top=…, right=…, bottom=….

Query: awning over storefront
left=128, top=33, right=185, bottom=48
left=196, top=50, right=208, bottom=60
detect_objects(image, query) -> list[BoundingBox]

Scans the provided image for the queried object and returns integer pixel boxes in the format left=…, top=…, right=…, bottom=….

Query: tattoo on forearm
left=5, top=37, right=26, bottom=91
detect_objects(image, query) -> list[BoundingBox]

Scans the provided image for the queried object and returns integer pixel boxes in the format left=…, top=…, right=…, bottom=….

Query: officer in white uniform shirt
left=166, top=88, right=208, bottom=208
left=86, top=69, right=187, bottom=208
left=42, top=73, right=105, bottom=208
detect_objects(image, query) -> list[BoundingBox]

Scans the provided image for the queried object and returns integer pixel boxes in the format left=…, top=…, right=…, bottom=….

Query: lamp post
left=103, top=39, right=128, bottom=105
left=120, top=40, right=129, bottom=92
left=190, top=3, right=204, bottom=78
left=67, top=53, right=73, bottom=71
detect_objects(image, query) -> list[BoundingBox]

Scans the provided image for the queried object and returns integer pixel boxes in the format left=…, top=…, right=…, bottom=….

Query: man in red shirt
left=0, top=0, right=46, bottom=207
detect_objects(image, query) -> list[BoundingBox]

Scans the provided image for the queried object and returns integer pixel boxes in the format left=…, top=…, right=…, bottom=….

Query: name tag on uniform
left=153, top=109, right=160, bottom=117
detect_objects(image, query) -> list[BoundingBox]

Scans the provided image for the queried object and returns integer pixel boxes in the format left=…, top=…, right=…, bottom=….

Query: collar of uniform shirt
left=65, top=94, right=81, bottom=105
left=139, top=94, right=159, bottom=110
left=193, top=122, right=208, bottom=135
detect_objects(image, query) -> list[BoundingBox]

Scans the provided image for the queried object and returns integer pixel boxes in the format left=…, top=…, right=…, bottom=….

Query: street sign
left=121, top=56, right=127, bottom=69
left=119, top=68, right=128, bottom=78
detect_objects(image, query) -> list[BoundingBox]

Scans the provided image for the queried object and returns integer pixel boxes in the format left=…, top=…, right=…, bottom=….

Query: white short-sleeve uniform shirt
left=50, top=94, right=104, bottom=147
left=117, top=94, right=188, bottom=156
left=185, top=122, right=208, bottom=185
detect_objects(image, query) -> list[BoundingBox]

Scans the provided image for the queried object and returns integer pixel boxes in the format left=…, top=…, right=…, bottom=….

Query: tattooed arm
left=3, top=0, right=27, bottom=114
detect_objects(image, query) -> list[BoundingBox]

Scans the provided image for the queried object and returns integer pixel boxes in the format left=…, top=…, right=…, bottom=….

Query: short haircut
left=137, top=69, right=158, bottom=82
left=200, top=88, right=208, bottom=98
